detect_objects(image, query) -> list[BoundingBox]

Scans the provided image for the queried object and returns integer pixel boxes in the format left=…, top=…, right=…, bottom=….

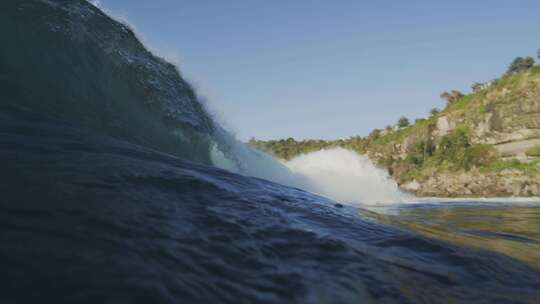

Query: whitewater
left=282, top=148, right=406, bottom=205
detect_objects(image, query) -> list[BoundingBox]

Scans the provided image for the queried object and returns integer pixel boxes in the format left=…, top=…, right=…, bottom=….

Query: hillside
left=250, top=66, right=540, bottom=197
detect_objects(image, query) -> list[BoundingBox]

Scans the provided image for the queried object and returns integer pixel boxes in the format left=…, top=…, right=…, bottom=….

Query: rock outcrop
left=365, top=69, right=540, bottom=197
left=402, top=168, right=540, bottom=197
left=251, top=69, right=540, bottom=197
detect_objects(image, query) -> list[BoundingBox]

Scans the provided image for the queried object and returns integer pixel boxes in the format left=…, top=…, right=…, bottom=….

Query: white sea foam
left=283, top=148, right=408, bottom=206
left=213, top=144, right=409, bottom=205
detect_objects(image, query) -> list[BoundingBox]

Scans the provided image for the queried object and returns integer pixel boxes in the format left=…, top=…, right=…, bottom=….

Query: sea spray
left=212, top=142, right=407, bottom=205
left=210, top=127, right=305, bottom=188
left=283, top=148, right=407, bottom=205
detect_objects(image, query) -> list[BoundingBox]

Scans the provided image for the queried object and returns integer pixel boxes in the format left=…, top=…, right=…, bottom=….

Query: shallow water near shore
left=362, top=199, right=540, bottom=270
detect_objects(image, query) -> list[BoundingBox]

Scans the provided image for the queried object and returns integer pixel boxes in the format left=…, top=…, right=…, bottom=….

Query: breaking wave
left=284, top=148, right=407, bottom=205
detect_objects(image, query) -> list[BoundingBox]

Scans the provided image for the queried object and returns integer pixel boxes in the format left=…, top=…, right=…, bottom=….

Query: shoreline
left=400, top=196, right=540, bottom=203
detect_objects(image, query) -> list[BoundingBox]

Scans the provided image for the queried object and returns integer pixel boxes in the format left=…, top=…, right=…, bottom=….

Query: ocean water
left=2, top=108, right=540, bottom=304
left=1, top=1, right=540, bottom=303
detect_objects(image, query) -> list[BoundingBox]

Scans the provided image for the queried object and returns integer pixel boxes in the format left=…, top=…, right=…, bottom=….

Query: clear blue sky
left=96, top=0, right=540, bottom=140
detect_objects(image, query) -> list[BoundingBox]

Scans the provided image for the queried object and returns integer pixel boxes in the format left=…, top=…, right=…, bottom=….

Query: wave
left=0, top=0, right=288, bottom=179
left=0, top=0, right=409, bottom=206
left=284, top=148, right=408, bottom=205
left=0, top=0, right=215, bottom=163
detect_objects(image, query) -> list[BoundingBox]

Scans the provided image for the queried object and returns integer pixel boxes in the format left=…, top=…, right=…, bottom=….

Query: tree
left=537, top=49, right=540, bottom=60
left=450, top=90, right=464, bottom=102
left=369, top=129, right=381, bottom=139
left=397, top=117, right=410, bottom=128
left=471, top=82, right=483, bottom=93
left=430, top=107, right=440, bottom=116
left=523, top=56, right=535, bottom=69
left=441, top=90, right=464, bottom=105
left=507, top=57, right=524, bottom=75
left=440, top=91, right=451, bottom=103
left=507, top=56, right=535, bottom=75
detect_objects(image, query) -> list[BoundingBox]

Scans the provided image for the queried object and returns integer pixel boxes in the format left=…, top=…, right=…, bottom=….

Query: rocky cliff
left=251, top=67, right=540, bottom=197
left=365, top=68, right=540, bottom=197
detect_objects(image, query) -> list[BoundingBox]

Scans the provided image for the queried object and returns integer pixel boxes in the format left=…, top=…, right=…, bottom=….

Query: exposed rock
left=434, top=116, right=454, bottom=137
left=255, top=69, right=540, bottom=198
left=399, top=170, right=540, bottom=197
left=494, top=138, right=540, bottom=159
left=401, top=180, right=420, bottom=192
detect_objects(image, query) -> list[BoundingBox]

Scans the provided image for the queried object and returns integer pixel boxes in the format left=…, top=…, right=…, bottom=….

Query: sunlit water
left=364, top=200, right=540, bottom=269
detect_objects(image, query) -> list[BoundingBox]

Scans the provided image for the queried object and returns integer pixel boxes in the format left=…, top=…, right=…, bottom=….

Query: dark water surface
left=2, top=108, right=540, bottom=303
left=2, top=1, right=540, bottom=303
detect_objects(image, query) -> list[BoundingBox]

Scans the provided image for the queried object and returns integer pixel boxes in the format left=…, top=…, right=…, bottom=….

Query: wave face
left=0, top=0, right=353, bottom=202
left=0, top=0, right=301, bottom=189
left=0, top=0, right=215, bottom=163
left=284, top=148, right=407, bottom=205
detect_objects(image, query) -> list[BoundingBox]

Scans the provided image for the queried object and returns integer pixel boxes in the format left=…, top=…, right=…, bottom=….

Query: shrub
left=369, top=129, right=381, bottom=139
left=490, top=159, right=540, bottom=173
left=507, top=56, right=535, bottom=75
left=471, top=82, right=482, bottom=93
left=463, top=144, right=497, bottom=170
left=526, top=145, right=540, bottom=157
left=432, top=128, right=470, bottom=170
left=450, top=90, right=464, bottom=102
left=430, top=108, right=440, bottom=116
left=377, top=157, right=394, bottom=167
left=440, top=90, right=465, bottom=105
left=432, top=128, right=498, bottom=171
left=437, top=128, right=469, bottom=153
left=405, top=154, right=423, bottom=165
left=440, top=91, right=451, bottom=103
left=523, top=57, right=535, bottom=69
left=405, top=141, right=428, bottom=165
left=397, top=117, right=410, bottom=128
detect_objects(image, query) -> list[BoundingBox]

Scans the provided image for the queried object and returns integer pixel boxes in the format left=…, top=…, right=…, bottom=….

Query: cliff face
left=251, top=67, right=540, bottom=198
left=364, top=68, right=540, bottom=197
left=437, top=77, right=540, bottom=149
left=400, top=169, right=540, bottom=197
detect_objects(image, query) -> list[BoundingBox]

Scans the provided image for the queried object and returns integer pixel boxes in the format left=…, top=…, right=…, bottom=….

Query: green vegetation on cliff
left=250, top=51, right=540, bottom=196
left=526, top=145, right=540, bottom=157
left=249, top=136, right=368, bottom=161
